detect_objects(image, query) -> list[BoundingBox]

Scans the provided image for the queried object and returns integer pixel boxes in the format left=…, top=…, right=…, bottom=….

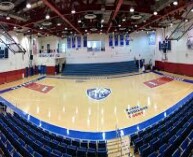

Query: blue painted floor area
left=0, top=72, right=193, bottom=140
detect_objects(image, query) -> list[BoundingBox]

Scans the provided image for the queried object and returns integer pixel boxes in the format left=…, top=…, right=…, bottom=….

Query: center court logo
left=87, top=88, right=111, bottom=100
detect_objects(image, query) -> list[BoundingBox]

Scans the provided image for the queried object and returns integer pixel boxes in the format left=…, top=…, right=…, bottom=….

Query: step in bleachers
left=62, top=61, right=139, bottom=76
left=130, top=98, right=193, bottom=157
left=0, top=112, right=108, bottom=157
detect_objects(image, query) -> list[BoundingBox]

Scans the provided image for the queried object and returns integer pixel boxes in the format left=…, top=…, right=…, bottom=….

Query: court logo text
left=126, top=105, right=148, bottom=118
left=87, top=88, right=111, bottom=100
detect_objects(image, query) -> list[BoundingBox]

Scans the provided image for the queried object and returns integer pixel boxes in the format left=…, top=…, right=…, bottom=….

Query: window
left=87, top=40, right=105, bottom=52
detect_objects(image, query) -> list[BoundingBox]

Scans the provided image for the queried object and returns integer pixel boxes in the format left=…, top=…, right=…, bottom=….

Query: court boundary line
left=0, top=91, right=192, bottom=140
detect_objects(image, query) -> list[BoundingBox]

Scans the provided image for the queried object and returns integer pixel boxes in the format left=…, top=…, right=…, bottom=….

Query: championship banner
left=83, top=35, right=87, bottom=47
left=77, top=36, right=81, bottom=48
left=67, top=36, right=71, bottom=49
left=120, top=34, right=124, bottom=46
left=33, top=39, right=37, bottom=54
left=114, top=34, right=118, bottom=46
left=72, top=36, right=76, bottom=48
left=125, top=34, right=130, bottom=46
left=109, top=34, right=113, bottom=47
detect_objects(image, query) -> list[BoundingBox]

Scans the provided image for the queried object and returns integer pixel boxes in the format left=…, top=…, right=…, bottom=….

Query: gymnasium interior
left=0, top=0, right=193, bottom=157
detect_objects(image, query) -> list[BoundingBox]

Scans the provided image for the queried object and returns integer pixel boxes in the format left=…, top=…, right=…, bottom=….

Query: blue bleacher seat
left=87, top=148, right=96, bottom=157
left=97, top=149, right=108, bottom=157
left=151, top=138, right=160, bottom=151
left=66, top=145, right=77, bottom=156
left=98, top=141, right=106, bottom=149
left=140, top=145, right=152, bottom=157
left=77, top=147, right=87, bottom=156
left=13, top=151, right=22, bottom=157
left=188, top=130, right=193, bottom=140
left=7, top=141, right=14, bottom=153
left=159, top=143, right=168, bottom=154
left=134, top=138, right=143, bottom=152
left=62, top=61, right=139, bottom=76
left=81, top=141, right=88, bottom=148
left=72, top=139, right=80, bottom=147
left=57, top=142, right=67, bottom=153
left=89, top=141, right=97, bottom=149
left=26, top=145, right=34, bottom=155
left=34, top=152, right=42, bottom=157
left=148, top=152, right=158, bottom=157
left=172, top=148, right=181, bottom=157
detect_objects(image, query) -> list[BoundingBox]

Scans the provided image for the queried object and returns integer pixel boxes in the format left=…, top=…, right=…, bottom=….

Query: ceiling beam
left=107, top=0, right=124, bottom=33
left=42, top=0, right=82, bottom=34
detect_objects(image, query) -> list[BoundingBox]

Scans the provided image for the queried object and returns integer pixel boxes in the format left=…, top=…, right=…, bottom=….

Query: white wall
left=39, top=36, right=59, bottom=53
left=39, top=33, right=155, bottom=64
left=155, top=23, right=193, bottom=64
left=0, top=32, right=40, bottom=73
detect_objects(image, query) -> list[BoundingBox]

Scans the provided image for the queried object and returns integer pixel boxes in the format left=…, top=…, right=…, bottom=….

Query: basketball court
left=1, top=72, right=193, bottom=140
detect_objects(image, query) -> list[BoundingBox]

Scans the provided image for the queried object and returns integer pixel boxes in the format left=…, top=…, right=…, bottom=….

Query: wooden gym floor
left=1, top=72, right=193, bottom=137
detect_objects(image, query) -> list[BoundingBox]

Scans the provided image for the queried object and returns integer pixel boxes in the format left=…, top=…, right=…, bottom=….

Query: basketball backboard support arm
left=167, top=7, right=193, bottom=41
left=0, top=24, right=26, bottom=54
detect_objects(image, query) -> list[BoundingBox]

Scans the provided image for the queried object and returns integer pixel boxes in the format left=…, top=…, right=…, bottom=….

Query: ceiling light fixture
left=57, top=23, right=61, bottom=26
left=26, top=2, right=31, bottom=9
left=101, top=19, right=104, bottom=23
left=85, top=29, right=87, bottom=32
left=130, top=7, right=134, bottom=13
left=65, top=27, right=68, bottom=30
left=122, top=18, right=126, bottom=22
left=118, top=24, right=121, bottom=27
left=45, top=13, right=50, bottom=20
left=6, top=16, right=10, bottom=20
left=71, top=8, right=76, bottom=14
left=101, top=24, right=103, bottom=28
left=78, top=19, right=81, bottom=23
left=153, top=11, right=158, bottom=15
left=173, top=1, right=178, bottom=6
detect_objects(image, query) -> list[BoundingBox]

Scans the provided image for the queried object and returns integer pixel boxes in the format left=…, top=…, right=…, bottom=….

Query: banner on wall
left=77, top=36, right=81, bottom=48
left=114, top=34, right=118, bottom=46
left=125, top=34, right=129, bottom=46
left=72, top=36, right=76, bottom=48
left=33, top=39, right=37, bottom=54
left=67, top=36, right=71, bottom=49
left=120, top=34, right=124, bottom=46
left=109, top=34, right=113, bottom=47
left=83, top=35, right=87, bottom=47
left=148, top=32, right=156, bottom=45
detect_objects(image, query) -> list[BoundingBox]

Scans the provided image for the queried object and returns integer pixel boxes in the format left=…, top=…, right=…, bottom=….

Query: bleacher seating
left=130, top=98, right=193, bottom=157
left=62, top=61, right=139, bottom=76
left=0, top=99, right=193, bottom=157
left=0, top=112, right=108, bottom=157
